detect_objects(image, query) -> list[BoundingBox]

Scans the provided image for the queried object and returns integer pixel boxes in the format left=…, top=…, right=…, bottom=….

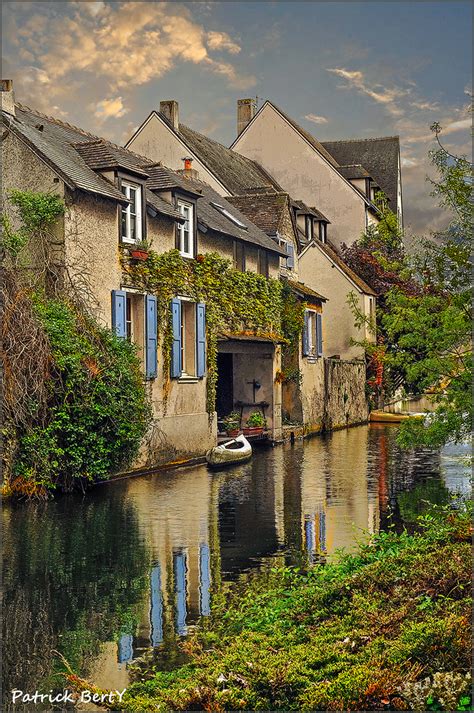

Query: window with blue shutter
left=316, top=313, right=323, bottom=357
left=196, top=302, right=206, bottom=378
left=302, top=310, right=310, bottom=356
left=145, top=294, right=158, bottom=379
left=286, top=242, right=295, bottom=269
left=111, top=290, right=127, bottom=339
left=170, top=298, right=182, bottom=378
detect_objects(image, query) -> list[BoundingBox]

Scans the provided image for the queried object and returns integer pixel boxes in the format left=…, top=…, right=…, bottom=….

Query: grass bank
left=73, top=506, right=472, bottom=711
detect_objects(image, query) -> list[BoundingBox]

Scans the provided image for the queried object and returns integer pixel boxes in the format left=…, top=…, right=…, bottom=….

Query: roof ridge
left=16, top=101, right=163, bottom=167
left=16, top=102, right=100, bottom=139
left=322, top=135, right=400, bottom=144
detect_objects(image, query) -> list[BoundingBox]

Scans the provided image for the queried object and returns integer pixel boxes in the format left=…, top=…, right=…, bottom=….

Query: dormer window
left=121, top=181, right=143, bottom=243
left=177, top=200, right=194, bottom=258
left=305, top=215, right=314, bottom=241
left=319, top=222, right=327, bottom=244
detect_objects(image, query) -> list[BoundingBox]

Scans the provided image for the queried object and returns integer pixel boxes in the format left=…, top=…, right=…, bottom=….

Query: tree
left=345, top=124, right=472, bottom=447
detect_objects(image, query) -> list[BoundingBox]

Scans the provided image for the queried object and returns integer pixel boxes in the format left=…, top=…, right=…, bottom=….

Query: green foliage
left=246, top=410, right=266, bottom=427
left=13, top=296, right=151, bottom=493
left=102, top=505, right=471, bottom=711
left=122, top=250, right=302, bottom=413
left=8, top=189, right=65, bottom=231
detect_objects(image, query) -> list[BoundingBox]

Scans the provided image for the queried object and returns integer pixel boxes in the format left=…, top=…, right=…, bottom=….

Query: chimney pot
left=159, top=100, right=179, bottom=131
left=237, top=98, right=256, bottom=136
left=1, top=79, right=15, bottom=116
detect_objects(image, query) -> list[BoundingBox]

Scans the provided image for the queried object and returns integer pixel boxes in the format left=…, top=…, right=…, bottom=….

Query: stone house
left=230, top=99, right=384, bottom=249
left=126, top=99, right=377, bottom=433
left=1, top=84, right=288, bottom=472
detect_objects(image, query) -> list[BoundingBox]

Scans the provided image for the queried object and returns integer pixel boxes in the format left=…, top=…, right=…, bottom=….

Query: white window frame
left=121, top=181, right=142, bottom=244
left=177, top=200, right=194, bottom=258
left=306, top=309, right=317, bottom=356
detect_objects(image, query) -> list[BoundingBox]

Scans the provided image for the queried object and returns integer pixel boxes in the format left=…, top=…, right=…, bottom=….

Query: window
left=234, top=241, right=246, bottom=271
left=210, top=202, right=247, bottom=229
left=302, top=309, right=323, bottom=358
left=177, top=200, right=194, bottom=258
left=181, top=301, right=196, bottom=376
left=170, top=298, right=206, bottom=379
left=121, top=181, right=142, bottom=243
left=305, top=215, right=314, bottom=241
left=318, top=222, right=327, bottom=243
left=111, top=290, right=157, bottom=379
left=279, top=240, right=294, bottom=270
left=257, top=248, right=269, bottom=277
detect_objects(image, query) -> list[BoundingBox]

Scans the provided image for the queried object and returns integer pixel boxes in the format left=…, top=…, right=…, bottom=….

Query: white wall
left=232, top=103, right=368, bottom=248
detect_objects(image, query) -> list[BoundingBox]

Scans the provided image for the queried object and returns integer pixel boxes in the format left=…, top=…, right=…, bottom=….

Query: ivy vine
left=121, top=250, right=306, bottom=413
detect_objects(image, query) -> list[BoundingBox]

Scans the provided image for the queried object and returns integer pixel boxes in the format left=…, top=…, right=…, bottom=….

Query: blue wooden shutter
left=302, top=310, right=310, bottom=356
left=145, top=294, right=157, bottom=379
left=170, top=298, right=182, bottom=378
left=316, top=312, right=323, bottom=357
left=111, top=290, right=127, bottom=339
left=196, top=302, right=206, bottom=378
left=286, top=243, right=295, bottom=269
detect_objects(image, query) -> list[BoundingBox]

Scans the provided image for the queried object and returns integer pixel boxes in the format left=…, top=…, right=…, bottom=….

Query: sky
left=2, top=1, right=472, bottom=234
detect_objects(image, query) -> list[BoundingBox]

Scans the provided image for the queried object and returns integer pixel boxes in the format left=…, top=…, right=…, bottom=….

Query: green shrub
left=13, top=296, right=151, bottom=493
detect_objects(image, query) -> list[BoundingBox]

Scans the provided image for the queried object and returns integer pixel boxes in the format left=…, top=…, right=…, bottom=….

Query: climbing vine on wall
left=121, top=250, right=305, bottom=413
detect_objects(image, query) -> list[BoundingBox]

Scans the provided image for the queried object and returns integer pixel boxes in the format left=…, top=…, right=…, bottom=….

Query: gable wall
left=126, top=114, right=228, bottom=196
left=233, top=104, right=367, bottom=249
left=299, top=244, right=370, bottom=360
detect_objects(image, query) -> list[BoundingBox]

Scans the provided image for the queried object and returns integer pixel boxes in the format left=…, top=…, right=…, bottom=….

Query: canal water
left=2, top=425, right=470, bottom=708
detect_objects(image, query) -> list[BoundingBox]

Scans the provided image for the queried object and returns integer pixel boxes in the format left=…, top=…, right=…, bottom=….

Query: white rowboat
left=206, top=435, right=252, bottom=468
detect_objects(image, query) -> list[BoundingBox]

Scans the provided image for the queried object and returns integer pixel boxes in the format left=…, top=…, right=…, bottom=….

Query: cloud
left=327, top=67, right=408, bottom=116
left=206, top=30, right=241, bottom=54
left=441, top=118, right=471, bottom=135
left=94, top=96, right=128, bottom=121
left=9, top=2, right=254, bottom=95
left=304, top=113, right=328, bottom=125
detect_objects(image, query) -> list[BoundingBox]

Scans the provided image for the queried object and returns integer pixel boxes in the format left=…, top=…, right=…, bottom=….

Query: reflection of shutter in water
left=318, top=508, right=326, bottom=552
left=174, top=550, right=187, bottom=635
left=304, top=515, right=315, bottom=559
left=199, top=544, right=211, bottom=616
left=118, top=633, right=133, bottom=663
left=150, top=564, right=163, bottom=646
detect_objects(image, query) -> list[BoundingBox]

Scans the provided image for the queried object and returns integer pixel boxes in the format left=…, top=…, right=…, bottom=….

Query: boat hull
left=206, top=435, right=252, bottom=468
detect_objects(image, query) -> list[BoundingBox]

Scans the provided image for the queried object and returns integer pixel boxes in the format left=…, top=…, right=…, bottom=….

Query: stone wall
left=322, top=358, right=368, bottom=430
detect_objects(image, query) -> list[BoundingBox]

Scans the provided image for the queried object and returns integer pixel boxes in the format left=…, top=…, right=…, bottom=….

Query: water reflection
left=2, top=426, right=469, bottom=707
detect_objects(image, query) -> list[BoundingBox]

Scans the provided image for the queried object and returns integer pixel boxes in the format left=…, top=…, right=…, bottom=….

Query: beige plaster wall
left=299, top=243, right=371, bottom=360
left=233, top=103, right=367, bottom=248
left=218, top=341, right=282, bottom=440
left=126, top=113, right=228, bottom=196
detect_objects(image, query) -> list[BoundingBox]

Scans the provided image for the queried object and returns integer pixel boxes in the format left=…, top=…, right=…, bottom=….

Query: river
left=2, top=424, right=470, bottom=710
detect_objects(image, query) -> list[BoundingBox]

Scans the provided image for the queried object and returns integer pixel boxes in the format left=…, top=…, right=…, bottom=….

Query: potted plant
left=130, top=240, right=150, bottom=261
left=243, top=410, right=266, bottom=436
left=222, top=411, right=241, bottom=437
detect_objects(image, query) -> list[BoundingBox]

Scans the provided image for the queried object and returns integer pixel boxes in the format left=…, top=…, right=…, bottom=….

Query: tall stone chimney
left=159, top=100, right=179, bottom=131
left=237, top=98, right=256, bottom=136
left=1, top=79, right=15, bottom=116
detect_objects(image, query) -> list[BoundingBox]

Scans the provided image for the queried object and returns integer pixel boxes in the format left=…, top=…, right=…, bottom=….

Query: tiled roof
left=145, top=189, right=182, bottom=220
left=4, top=116, right=128, bottom=203
left=322, top=137, right=400, bottom=207
left=286, top=279, right=327, bottom=302
left=291, top=199, right=330, bottom=223
left=226, top=192, right=289, bottom=236
left=178, top=123, right=281, bottom=195
left=72, top=139, right=150, bottom=178
left=337, top=164, right=372, bottom=180
left=146, top=165, right=286, bottom=256
left=314, top=240, right=376, bottom=295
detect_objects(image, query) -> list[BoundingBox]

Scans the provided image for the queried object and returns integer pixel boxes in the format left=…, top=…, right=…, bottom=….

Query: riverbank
left=68, top=504, right=471, bottom=712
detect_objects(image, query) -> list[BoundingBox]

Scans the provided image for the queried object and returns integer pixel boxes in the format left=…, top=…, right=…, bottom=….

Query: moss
left=95, top=505, right=472, bottom=711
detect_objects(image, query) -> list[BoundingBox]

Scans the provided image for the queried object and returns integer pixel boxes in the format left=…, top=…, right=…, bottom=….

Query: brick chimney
left=237, top=98, right=256, bottom=136
left=1, top=79, right=15, bottom=116
left=159, top=100, right=179, bottom=131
